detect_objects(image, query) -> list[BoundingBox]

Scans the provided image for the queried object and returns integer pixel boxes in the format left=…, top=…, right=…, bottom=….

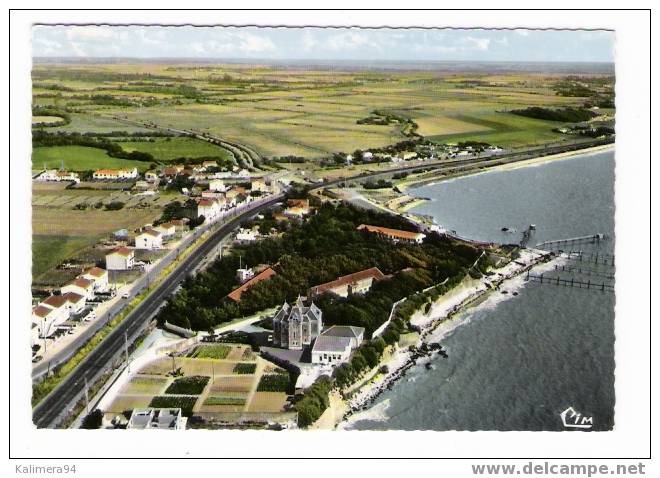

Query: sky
left=32, top=26, right=615, bottom=63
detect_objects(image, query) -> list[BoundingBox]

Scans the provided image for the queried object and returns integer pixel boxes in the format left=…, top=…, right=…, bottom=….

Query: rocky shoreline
left=336, top=248, right=557, bottom=428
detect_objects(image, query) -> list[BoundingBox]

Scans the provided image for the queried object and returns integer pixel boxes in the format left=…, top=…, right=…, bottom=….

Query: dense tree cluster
left=157, top=203, right=484, bottom=334
left=510, top=107, right=598, bottom=123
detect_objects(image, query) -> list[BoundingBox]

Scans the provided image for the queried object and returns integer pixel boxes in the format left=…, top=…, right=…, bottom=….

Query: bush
left=81, top=409, right=103, bottom=429
left=104, top=201, right=125, bottom=211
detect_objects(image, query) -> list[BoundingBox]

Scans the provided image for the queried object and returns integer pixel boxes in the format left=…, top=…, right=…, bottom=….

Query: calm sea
left=344, top=150, right=615, bottom=431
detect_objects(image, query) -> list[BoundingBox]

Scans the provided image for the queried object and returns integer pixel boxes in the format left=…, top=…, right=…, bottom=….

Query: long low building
left=309, top=267, right=386, bottom=298
left=227, top=267, right=277, bottom=302
left=357, top=224, right=426, bottom=244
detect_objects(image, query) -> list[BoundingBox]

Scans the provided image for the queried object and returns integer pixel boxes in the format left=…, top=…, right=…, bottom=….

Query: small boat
left=425, top=363, right=434, bottom=370
left=501, top=290, right=509, bottom=295
left=501, top=227, right=510, bottom=232
left=512, top=291, right=519, bottom=296
left=530, top=224, right=536, bottom=230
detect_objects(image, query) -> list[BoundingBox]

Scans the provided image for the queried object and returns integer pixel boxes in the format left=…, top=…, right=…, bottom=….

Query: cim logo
left=560, top=406, right=594, bottom=429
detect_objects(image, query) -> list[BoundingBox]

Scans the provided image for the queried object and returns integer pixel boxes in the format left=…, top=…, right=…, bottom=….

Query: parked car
left=121, top=292, right=131, bottom=299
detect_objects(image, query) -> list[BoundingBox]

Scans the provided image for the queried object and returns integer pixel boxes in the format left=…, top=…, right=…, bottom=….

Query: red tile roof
left=42, top=295, right=68, bottom=309
left=227, top=267, right=276, bottom=302
left=63, top=292, right=85, bottom=304
left=33, top=305, right=54, bottom=318
left=310, top=267, right=386, bottom=297
left=84, top=266, right=107, bottom=278
left=357, top=224, right=425, bottom=241
left=66, top=277, right=94, bottom=289
left=108, top=246, right=134, bottom=257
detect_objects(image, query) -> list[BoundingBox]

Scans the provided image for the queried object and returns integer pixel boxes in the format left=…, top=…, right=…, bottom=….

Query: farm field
left=31, top=182, right=176, bottom=283
left=119, top=137, right=234, bottom=163
left=32, top=145, right=150, bottom=172
left=32, top=62, right=613, bottom=161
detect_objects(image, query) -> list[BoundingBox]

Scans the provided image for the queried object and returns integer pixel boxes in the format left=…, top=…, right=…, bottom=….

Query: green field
left=32, top=234, right=93, bottom=279
left=188, top=344, right=232, bottom=359
left=32, top=63, right=613, bottom=160
left=32, top=145, right=150, bottom=172
left=120, top=137, right=234, bottom=162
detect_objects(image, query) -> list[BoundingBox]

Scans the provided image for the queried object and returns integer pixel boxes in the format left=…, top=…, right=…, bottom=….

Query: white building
left=33, top=295, right=71, bottom=338
left=62, top=292, right=86, bottom=315
left=154, top=222, right=176, bottom=238
left=236, top=267, right=254, bottom=283
left=251, top=179, right=270, bottom=193
left=61, top=277, right=95, bottom=300
left=36, top=170, right=80, bottom=183
left=127, top=408, right=186, bottom=430
left=135, top=229, right=163, bottom=250
left=81, top=267, right=109, bottom=293
left=208, top=179, right=226, bottom=192
left=105, top=247, right=135, bottom=271
left=197, top=198, right=220, bottom=222
left=93, top=168, right=139, bottom=180
left=235, top=227, right=259, bottom=243
left=311, top=325, right=365, bottom=366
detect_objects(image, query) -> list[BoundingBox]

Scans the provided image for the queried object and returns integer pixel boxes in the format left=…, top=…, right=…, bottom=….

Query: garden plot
left=120, top=375, right=169, bottom=395
left=246, top=392, right=288, bottom=413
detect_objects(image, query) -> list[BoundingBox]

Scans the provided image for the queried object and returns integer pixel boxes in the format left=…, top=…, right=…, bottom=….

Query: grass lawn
left=120, top=137, right=234, bottom=162
left=32, top=145, right=150, bottom=172
left=32, top=234, right=94, bottom=279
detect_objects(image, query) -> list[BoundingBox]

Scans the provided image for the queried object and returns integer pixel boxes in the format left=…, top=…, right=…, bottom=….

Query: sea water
left=345, top=150, right=615, bottom=431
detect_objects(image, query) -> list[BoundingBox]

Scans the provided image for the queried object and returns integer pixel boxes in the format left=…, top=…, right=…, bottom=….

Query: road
left=32, top=194, right=283, bottom=428
left=313, top=137, right=613, bottom=190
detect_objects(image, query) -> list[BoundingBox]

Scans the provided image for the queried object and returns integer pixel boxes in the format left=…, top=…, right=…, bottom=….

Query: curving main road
left=32, top=194, right=283, bottom=428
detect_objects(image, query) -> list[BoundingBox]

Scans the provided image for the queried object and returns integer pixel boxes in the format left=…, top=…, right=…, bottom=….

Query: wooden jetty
left=525, top=271, right=614, bottom=292
left=560, top=251, right=615, bottom=267
left=553, top=264, right=615, bottom=280
left=536, top=233, right=607, bottom=249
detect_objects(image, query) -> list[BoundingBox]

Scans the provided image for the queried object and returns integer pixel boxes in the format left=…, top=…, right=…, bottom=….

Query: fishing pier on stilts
left=535, top=233, right=608, bottom=250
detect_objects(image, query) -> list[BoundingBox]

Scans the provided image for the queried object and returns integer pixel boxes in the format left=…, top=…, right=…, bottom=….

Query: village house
left=105, top=246, right=135, bottom=271
left=92, top=167, right=138, bottom=180
left=235, top=227, right=259, bottom=244
left=36, top=170, right=80, bottom=183
left=357, top=224, right=426, bottom=244
left=311, top=325, right=365, bottom=366
left=272, top=297, right=323, bottom=351
left=250, top=179, right=270, bottom=193
left=135, top=228, right=163, bottom=250
left=202, top=160, right=217, bottom=169
left=162, top=166, right=184, bottom=177
left=61, top=277, right=95, bottom=300
left=32, top=302, right=69, bottom=339
left=201, top=189, right=225, bottom=200
left=208, top=179, right=226, bottom=192
left=153, top=222, right=176, bottom=238
left=227, top=267, right=277, bottom=302
left=134, top=180, right=150, bottom=191
left=62, top=291, right=86, bottom=315
left=33, top=295, right=71, bottom=337
left=363, top=151, right=374, bottom=161
left=283, top=198, right=311, bottom=219
left=398, top=151, right=418, bottom=161
left=81, top=266, right=109, bottom=293
left=196, top=198, right=220, bottom=222
left=145, top=170, right=159, bottom=182
left=309, top=267, right=387, bottom=299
